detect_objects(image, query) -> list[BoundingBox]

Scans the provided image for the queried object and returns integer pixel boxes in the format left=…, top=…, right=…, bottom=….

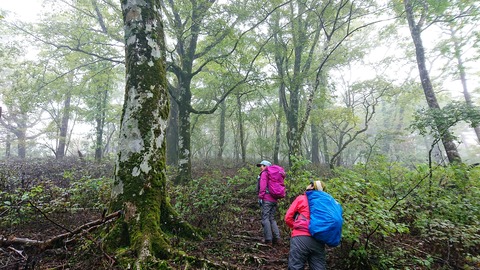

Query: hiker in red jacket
left=285, top=181, right=326, bottom=270
left=257, top=160, right=281, bottom=245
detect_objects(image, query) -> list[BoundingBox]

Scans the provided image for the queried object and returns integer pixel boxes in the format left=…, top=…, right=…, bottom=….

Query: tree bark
left=236, top=94, right=246, bottom=163
left=166, top=90, right=179, bottom=166
left=17, top=129, right=27, bottom=159
left=272, top=13, right=284, bottom=165
left=176, top=92, right=192, bottom=184
left=311, top=123, right=320, bottom=164
left=450, top=27, right=480, bottom=142
left=5, top=133, right=11, bottom=158
left=285, top=1, right=305, bottom=161
left=105, top=1, right=196, bottom=267
left=321, top=130, right=329, bottom=165
left=95, top=87, right=108, bottom=162
left=14, top=115, right=28, bottom=159
left=56, top=91, right=71, bottom=159
left=273, top=95, right=282, bottom=165
left=217, top=100, right=226, bottom=160
left=404, top=0, right=462, bottom=164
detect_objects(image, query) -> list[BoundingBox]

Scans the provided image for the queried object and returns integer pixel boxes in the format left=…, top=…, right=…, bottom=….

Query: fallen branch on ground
left=0, top=210, right=121, bottom=250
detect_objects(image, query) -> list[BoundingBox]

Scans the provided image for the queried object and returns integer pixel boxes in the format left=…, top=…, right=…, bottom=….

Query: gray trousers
left=261, top=200, right=280, bottom=241
left=288, top=236, right=326, bottom=270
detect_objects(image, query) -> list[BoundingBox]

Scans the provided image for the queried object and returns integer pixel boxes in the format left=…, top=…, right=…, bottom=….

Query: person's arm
left=258, top=171, right=267, bottom=199
left=284, top=196, right=301, bottom=229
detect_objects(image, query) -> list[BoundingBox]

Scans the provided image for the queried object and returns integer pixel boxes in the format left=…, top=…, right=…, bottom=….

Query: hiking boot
left=264, top=240, right=273, bottom=246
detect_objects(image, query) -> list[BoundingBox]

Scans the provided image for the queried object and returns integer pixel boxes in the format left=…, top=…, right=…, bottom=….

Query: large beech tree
left=105, top=0, right=196, bottom=267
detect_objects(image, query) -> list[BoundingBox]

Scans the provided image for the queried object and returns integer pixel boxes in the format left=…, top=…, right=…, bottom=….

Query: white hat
left=256, top=160, right=272, bottom=167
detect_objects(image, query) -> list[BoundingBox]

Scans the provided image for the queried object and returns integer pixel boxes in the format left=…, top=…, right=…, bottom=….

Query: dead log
left=0, top=210, right=121, bottom=250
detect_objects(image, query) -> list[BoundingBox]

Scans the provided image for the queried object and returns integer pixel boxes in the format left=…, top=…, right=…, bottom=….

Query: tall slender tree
left=436, top=9, right=480, bottom=143
left=403, top=0, right=462, bottom=163
left=449, top=27, right=480, bottom=141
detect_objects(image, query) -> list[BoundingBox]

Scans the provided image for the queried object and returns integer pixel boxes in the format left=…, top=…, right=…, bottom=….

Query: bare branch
left=0, top=211, right=121, bottom=250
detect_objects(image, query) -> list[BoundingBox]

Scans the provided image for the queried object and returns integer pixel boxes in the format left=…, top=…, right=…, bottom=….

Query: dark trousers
left=261, top=201, right=280, bottom=241
left=288, top=236, right=326, bottom=270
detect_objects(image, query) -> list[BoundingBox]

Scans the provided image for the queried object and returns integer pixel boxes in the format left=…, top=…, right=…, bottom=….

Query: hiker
left=256, top=160, right=281, bottom=245
left=285, top=181, right=327, bottom=270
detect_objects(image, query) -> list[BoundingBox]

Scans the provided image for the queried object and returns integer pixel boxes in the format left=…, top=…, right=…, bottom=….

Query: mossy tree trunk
left=104, top=1, right=197, bottom=268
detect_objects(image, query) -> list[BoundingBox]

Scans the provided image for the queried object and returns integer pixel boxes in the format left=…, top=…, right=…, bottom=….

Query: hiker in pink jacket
left=257, top=160, right=281, bottom=245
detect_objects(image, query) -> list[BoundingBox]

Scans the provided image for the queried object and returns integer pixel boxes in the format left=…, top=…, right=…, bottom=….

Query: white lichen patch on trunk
left=127, top=35, right=137, bottom=45
left=111, top=177, right=124, bottom=199
left=146, top=35, right=161, bottom=59
left=139, top=155, right=152, bottom=173
left=134, top=151, right=153, bottom=176
left=117, top=77, right=167, bottom=184
left=117, top=83, right=157, bottom=178
left=119, top=86, right=144, bottom=163
left=155, top=118, right=167, bottom=147
left=136, top=238, right=152, bottom=269
left=132, top=166, right=141, bottom=177
left=178, top=158, right=189, bottom=165
left=178, top=136, right=184, bottom=149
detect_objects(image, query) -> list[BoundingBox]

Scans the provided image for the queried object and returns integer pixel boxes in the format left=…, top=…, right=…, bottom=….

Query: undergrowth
left=0, top=158, right=479, bottom=269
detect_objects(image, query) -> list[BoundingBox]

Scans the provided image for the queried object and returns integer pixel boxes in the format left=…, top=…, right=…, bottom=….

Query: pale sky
left=1, top=0, right=42, bottom=22
left=1, top=0, right=479, bottom=161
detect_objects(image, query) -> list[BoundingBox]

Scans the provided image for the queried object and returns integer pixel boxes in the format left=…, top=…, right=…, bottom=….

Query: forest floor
left=1, top=198, right=292, bottom=270
left=2, top=160, right=479, bottom=269
left=0, top=164, right=302, bottom=269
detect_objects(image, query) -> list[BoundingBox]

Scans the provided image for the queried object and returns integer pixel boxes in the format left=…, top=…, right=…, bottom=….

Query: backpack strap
left=258, top=169, right=270, bottom=195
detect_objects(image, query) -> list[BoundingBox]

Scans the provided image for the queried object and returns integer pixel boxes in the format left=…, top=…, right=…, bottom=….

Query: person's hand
left=258, top=199, right=263, bottom=207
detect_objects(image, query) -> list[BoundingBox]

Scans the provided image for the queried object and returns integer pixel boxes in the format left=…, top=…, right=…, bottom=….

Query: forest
left=0, top=0, right=479, bottom=269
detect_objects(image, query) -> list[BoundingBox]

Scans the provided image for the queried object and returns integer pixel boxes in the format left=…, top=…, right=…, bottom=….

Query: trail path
left=185, top=195, right=291, bottom=269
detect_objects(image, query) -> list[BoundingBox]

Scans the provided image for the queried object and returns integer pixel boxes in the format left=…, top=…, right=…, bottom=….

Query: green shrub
left=328, top=160, right=480, bottom=269
left=0, top=159, right=113, bottom=229
left=170, top=176, right=234, bottom=229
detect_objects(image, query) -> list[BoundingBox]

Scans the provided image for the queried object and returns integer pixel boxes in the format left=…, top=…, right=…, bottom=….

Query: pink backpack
left=265, top=165, right=286, bottom=199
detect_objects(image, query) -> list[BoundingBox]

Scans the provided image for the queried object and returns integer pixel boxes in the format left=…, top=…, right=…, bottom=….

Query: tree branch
left=0, top=210, right=121, bottom=250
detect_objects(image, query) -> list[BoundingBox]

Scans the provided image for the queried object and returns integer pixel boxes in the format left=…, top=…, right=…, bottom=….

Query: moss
left=105, top=152, right=176, bottom=264
left=103, top=218, right=130, bottom=253
left=105, top=1, right=184, bottom=268
left=159, top=201, right=202, bottom=240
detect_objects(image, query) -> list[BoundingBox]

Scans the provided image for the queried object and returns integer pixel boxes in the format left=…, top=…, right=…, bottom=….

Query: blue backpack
left=306, top=190, right=343, bottom=247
